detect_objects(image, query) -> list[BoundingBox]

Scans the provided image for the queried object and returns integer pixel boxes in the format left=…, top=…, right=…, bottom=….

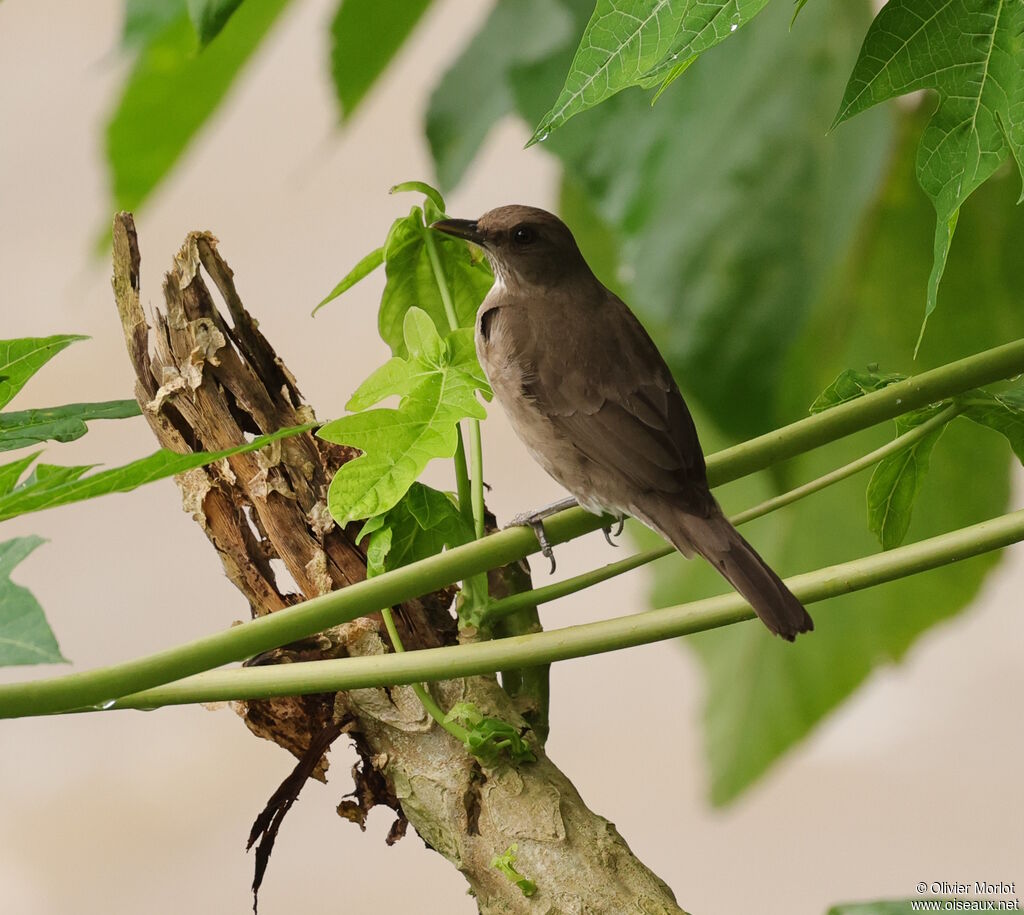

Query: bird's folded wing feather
left=523, top=294, right=708, bottom=501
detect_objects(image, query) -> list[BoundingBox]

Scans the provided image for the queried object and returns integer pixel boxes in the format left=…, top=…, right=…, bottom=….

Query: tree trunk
left=110, top=213, right=686, bottom=914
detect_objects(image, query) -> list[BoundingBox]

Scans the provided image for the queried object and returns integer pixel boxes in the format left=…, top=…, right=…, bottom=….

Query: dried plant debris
left=247, top=718, right=351, bottom=913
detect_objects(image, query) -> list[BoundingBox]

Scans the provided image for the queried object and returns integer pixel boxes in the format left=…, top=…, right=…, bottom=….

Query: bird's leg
left=602, top=514, right=625, bottom=548
left=506, top=497, right=578, bottom=574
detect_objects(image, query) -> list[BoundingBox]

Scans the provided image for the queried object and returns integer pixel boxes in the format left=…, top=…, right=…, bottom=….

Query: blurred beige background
left=1, top=1, right=1021, bottom=913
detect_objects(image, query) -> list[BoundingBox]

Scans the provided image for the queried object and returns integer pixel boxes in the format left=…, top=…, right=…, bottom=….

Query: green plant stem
left=422, top=220, right=487, bottom=541
left=421, top=216, right=475, bottom=524
left=452, top=428, right=482, bottom=606
left=379, top=606, right=468, bottom=743
left=0, top=503, right=570, bottom=719
left=483, top=401, right=963, bottom=623
left=108, top=505, right=1024, bottom=710
left=486, top=548, right=672, bottom=623
left=422, top=223, right=461, bottom=331
left=0, top=339, right=1020, bottom=718
left=453, top=429, right=475, bottom=530
left=728, top=400, right=961, bottom=524
left=422, top=216, right=489, bottom=612
left=707, top=338, right=1024, bottom=487
left=469, top=419, right=486, bottom=540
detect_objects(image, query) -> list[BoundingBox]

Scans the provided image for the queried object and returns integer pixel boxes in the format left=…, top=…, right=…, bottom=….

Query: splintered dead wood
left=110, top=212, right=454, bottom=777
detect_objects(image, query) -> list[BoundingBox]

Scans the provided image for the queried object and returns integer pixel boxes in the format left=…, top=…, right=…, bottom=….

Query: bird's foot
left=602, top=515, right=625, bottom=548
left=506, top=497, right=578, bottom=574
left=521, top=517, right=557, bottom=574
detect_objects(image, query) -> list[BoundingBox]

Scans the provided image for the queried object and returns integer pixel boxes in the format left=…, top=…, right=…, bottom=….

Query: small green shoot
left=490, top=843, right=537, bottom=897
left=444, top=702, right=536, bottom=768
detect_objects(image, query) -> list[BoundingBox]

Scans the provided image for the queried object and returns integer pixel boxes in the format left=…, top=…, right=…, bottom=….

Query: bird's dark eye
left=512, top=225, right=535, bottom=246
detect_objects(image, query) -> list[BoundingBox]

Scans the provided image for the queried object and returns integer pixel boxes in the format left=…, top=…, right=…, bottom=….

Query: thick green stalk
left=0, top=339, right=1021, bottom=718
left=707, top=338, right=1024, bottom=487
left=0, top=519, right=559, bottom=718
left=109, top=506, right=1024, bottom=709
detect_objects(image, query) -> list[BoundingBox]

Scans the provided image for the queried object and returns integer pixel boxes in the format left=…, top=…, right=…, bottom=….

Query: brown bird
left=432, top=205, right=812, bottom=640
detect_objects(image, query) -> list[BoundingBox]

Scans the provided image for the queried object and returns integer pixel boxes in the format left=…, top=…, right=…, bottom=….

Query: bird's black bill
left=430, top=218, right=483, bottom=245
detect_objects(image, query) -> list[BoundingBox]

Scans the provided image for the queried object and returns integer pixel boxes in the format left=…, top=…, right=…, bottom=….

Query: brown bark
left=110, top=213, right=686, bottom=914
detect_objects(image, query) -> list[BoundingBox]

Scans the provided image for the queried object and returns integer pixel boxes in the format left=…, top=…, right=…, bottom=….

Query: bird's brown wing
left=523, top=291, right=712, bottom=510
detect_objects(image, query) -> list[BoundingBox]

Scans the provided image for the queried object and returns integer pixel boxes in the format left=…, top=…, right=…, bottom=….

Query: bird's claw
left=530, top=520, right=557, bottom=574
left=507, top=510, right=558, bottom=574
left=602, top=515, right=625, bottom=548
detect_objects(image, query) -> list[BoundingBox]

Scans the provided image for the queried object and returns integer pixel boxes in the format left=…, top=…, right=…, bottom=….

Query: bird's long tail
left=650, top=504, right=813, bottom=641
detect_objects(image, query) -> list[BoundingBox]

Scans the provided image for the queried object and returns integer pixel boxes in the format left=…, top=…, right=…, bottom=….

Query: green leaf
left=346, top=355, right=423, bottom=412
left=345, top=353, right=424, bottom=412
left=106, top=0, right=291, bottom=214
left=637, top=0, right=773, bottom=89
left=313, top=182, right=491, bottom=323
left=318, top=309, right=488, bottom=524
left=123, top=0, right=186, bottom=47
left=810, top=370, right=974, bottom=549
left=403, top=305, right=446, bottom=363
left=529, top=0, right=689, bottom=143
left=0, top=537, right=66, bottom=667
left=329, top=0, right=432, bottom=120
left=0, top=423, right=312, bottom=523
left=446, top=326, right=490, bottom=393
left=24, top=463, right=95, bottom=488
left=445, top=702, right=537, bottom=768
left=866, top=405, right=951, bottom=550
left=313, top=246, right=384, bottom=315
left=186, top=0, right=245, bottom=46
left=647, top=109, right=1024, bottom=805
left=0, top=400, right=141, bottom=453
left=960, top=386, right=1024, bottom=464
left=0, top=335, right=87, bottom=411
left=362, top=524, right=393, bottom=577
left=346, top=319, right=486, bottom=412
left=0, top=453, right=40, bottom=497
left=528, top=0, right=781, bottom=141
left=390, top=180, right=446, bottom=213
left=490, top=844, right=538, bottom=897
left=648, top=54, right=696, bottom=103
left=809, top=368, right=907, bottom=414
left=403, top=477, right=463, bottom=528
left=378, top=206, right=492, bottom=356
left=509, top=0, right=894, bottom=437
left=833, top=0, right=1024, bottom=333
left=425, top=0, right=575, bottom=191
left=357, top=482, right=472, bottom=577
left=790, top=0, right=811, bottom=25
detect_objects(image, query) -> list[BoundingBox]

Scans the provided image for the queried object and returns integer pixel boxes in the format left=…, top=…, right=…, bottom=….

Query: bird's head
left=431, top=205, right=588, bottom=291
